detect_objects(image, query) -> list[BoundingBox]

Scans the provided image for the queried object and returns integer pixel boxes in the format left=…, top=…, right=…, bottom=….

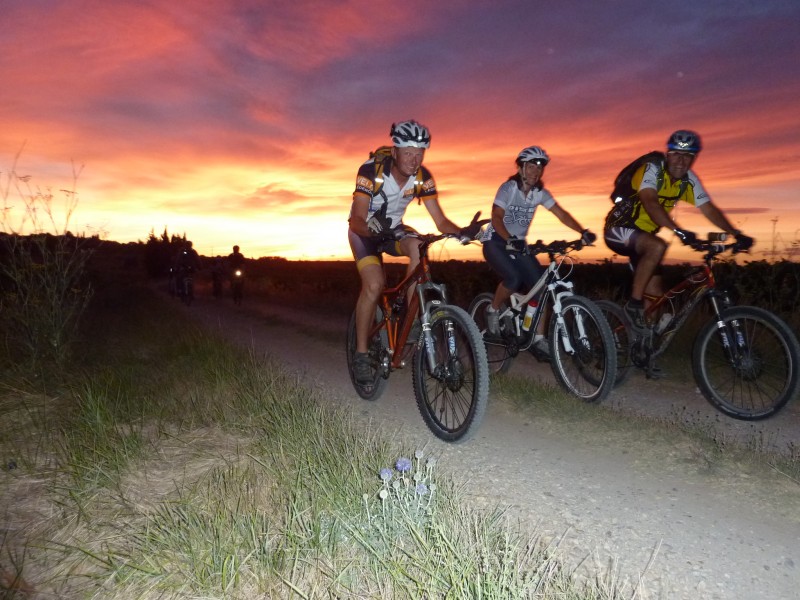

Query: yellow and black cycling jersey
left=605, top=161, right=710, bottom=233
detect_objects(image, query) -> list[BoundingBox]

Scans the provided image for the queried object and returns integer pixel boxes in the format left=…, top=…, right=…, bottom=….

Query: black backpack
left=609, top=150, right=666, bottom=204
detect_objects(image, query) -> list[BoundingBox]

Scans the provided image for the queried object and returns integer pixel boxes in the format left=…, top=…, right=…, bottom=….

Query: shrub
left=0, top=148, right=94, bottom=371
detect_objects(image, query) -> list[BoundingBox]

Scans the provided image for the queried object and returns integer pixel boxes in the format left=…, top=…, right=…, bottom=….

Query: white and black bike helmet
left=667, top=130, right=702, bottom=154
left=390, top=120, right=431, bottom=148
left=516, top=145, right=550, bottom=166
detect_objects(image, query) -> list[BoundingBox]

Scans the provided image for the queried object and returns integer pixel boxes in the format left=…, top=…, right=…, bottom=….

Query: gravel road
left=184, top=293, right=800, bottom=600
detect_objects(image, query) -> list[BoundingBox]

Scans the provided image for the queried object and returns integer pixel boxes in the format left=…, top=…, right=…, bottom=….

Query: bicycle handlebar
left=526, top=239, right=588, bottom=256
left=401, top=231, right=472, bottom=246
left=689, top=236, right=750, bottom=256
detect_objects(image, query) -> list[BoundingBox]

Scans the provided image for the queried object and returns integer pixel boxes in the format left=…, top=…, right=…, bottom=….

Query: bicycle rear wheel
left=595, top=299, right=634, bottom=387
left=412, top=305, right=490, bottom=442
left=232, top=280, right=243, bottom=305
left=346, top=308, right=389, bottom=401
left=468, top=292, right=513, bottom=374
left=182, top=278, right=193, bottom=306
left=693, top=305, right=800, bottom=420
left=549, top=296, right=617, bottom=403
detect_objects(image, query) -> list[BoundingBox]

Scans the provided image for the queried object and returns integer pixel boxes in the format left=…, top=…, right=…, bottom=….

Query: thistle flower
left=415, top=483, right=429, bottom=496
left=379, top=467, right=393, bottom=482
left=414, top=449, right=424, bottom=459
left=395, top=457, right=412, bottom=472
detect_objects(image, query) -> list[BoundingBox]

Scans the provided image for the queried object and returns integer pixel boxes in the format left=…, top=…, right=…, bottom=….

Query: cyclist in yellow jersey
left=604, top=130, right=753, bottom=329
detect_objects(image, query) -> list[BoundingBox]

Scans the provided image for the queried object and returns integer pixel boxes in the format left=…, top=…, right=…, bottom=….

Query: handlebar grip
left=708, top=232, right=728, bottom=242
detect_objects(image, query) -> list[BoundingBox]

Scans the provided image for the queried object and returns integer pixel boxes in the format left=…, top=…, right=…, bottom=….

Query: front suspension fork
left=708, top=291, right=746, bottom=362
left=417, top=280, right=456, bottom=375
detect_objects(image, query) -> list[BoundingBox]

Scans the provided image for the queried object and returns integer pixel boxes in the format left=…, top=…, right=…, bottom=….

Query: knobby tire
left=595, top=299, right=634, bottom=387
left=549, top=296, right=617, bottom=403
left=692, top=305, right=800, bottom=420
left=468, top=292, right=513, bottom=375
left=412, top=305, right=490, bottom=442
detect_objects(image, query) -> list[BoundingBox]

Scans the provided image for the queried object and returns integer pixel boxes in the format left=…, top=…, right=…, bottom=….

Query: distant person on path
left=479, top=145, right=596, bottom=355
left=211, top=256, right=225, bottom=299
left=227, top=245, right=246, bottom=275
left=174, top=240, right=200, bottom=274
left=603, top=129, right=753, bottom=329
left=172, top=240, right=201, bottom=300
left=347, top=119, right=486, bottom=385
left=227, top=245, right=246, bottom=302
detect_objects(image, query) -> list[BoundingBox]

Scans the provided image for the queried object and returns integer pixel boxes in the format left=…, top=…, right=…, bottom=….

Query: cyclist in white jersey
left=479, top=146, right=595, bottom=354
left=347, top=120, right=486, bottom=384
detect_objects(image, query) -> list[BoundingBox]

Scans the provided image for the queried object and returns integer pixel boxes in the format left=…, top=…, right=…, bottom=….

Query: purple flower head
left=395, top=457, right=412, bottom=473
left=416, top=483, right=429, bottom=496
left=379, top=468, right=393, bottom=482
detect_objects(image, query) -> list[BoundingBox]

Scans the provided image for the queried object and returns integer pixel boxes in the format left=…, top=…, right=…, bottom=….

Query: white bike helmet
left=667, top=130, right=702, bottom=154
left=390, top=120, right=431, bottom=148
left=516, top=146, right=550, bottom=166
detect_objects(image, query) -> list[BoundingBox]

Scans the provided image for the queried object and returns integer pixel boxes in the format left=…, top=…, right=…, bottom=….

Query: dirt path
left=184, top=293, right=800, bottom=600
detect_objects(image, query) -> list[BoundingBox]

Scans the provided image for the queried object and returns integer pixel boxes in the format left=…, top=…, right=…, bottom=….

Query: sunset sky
left=2, top=0, right=799, bottom=263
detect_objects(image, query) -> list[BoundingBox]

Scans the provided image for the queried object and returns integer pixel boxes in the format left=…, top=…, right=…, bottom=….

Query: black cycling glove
left=580, top=229, right=597, bottom=246
left=367, top=203, right=393, bottom=237
left=733, top=230, right=754, bottom=252
left=505, top=236, right=527, bottom=253
left=673, top=228, right=697, bottom=246
left=459, top=211, right=491, bottom=244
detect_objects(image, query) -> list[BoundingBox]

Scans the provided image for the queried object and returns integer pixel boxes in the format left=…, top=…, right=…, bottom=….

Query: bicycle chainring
left=630, top=337, right=652, bottom=369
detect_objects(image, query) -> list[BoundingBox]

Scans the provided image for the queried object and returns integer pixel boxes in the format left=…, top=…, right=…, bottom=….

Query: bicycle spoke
left=694, top=307, right=799, bottom=420
left=413, top=306, right=489, bottom=442
left=549, top=296, right=616, bottom=403
left=468, top=292, right=513, bottom=375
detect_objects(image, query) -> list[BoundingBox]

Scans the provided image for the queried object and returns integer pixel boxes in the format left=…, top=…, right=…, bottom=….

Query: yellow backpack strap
left=413, top=168, right=424, bottom=204
left=372, top=155, right=389, bottom=206
left=374, top=159, right=385, bottom=196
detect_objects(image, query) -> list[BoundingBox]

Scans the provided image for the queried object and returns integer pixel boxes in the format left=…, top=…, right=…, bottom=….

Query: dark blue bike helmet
left=667, top=130, right=702, bottom=154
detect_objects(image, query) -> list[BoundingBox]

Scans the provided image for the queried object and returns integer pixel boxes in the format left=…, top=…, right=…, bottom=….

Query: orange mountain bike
left=597, top=235, right=800, bottom=420
left=345, top=232, right=490, bottom=443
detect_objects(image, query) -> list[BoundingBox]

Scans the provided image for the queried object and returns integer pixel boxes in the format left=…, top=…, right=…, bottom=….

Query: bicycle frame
left=493, top=244, right=581, bottom=355
left=370, top=234, right=453, bottom=372
left=640, top=245, right=732, bottom=360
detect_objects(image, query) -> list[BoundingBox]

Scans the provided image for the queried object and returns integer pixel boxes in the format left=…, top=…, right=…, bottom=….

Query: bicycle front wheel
left=693, top=305, right=800, bottom=420
left=549, top=296, right=617, bottom=403
left=595, top=299, right=634, bottom=387
left=412, top=305, right=490, bottom=442
left=468, top=292, right=513, bottom=375
left=182, top=279, right=193, bottom=306
left=346, top=308, right=389, bottom=401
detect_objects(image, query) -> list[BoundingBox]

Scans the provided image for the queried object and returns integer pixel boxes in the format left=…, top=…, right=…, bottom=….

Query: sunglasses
left=524, top=159, right=548, bottom=167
